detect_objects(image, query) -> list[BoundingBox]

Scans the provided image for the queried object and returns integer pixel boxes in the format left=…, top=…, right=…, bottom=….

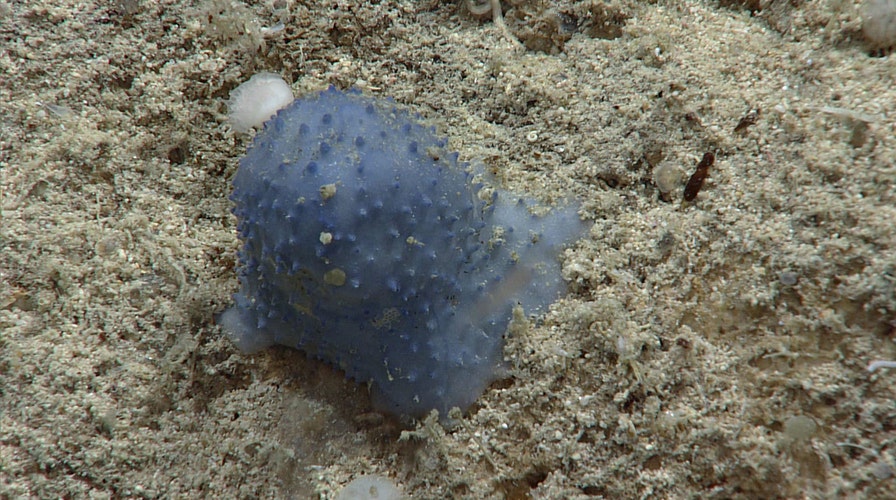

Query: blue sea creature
left=219, top=87, right=583, bottom=418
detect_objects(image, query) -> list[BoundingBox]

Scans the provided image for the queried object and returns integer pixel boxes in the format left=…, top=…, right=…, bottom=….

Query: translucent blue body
left=221, top=87, right=583, bottom=417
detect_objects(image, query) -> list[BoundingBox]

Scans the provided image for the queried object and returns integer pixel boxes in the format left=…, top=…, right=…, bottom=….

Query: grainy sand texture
left=1, top=0, right=894, bottom=498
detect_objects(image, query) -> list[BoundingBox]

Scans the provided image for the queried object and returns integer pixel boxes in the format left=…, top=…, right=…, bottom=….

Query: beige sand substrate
left=2, top=0, right=894, bottom=498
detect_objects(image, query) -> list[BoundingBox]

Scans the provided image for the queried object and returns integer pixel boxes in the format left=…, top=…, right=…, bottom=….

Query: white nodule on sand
left=862, top=0, right=896, bottom=49
left=227, top=72, right=294, bottom=133
left=867, top=360, right=896, bottom=372
left=335, top=475, right=403, bottom=500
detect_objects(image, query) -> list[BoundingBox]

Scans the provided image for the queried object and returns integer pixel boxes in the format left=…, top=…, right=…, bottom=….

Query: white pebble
left=862, top=0, right=896, bottom=49
left=867, top=360, right=896, bottom=372
left=335, top=475, right=403, bottom=500
left=228, top=72, right=294, bottom=133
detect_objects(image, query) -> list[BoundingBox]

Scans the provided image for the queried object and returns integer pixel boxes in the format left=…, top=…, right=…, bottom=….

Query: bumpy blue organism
left=220, top=87, right=583, bottom=418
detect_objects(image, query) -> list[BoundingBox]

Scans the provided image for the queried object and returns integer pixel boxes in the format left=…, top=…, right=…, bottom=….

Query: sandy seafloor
left=1, top=0, right=895, bottom=498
